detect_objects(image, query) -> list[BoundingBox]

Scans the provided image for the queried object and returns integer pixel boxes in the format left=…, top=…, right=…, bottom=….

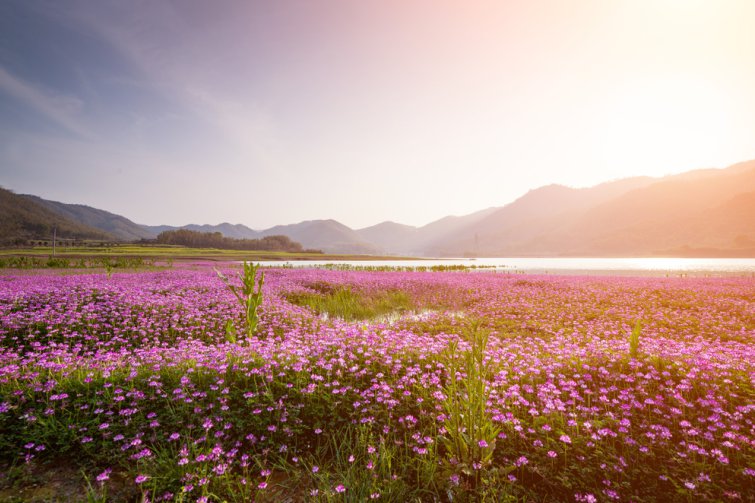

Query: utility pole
left=52, top=225, right=57, bottom=257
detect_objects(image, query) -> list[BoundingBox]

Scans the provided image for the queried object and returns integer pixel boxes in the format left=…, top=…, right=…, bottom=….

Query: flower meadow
left=0, top=267, right=753, bottom=502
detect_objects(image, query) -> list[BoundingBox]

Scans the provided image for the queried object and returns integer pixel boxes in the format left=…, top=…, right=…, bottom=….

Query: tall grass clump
left=440, top=321, right=503, bottom=494
left=216, top=262, right=265, bottom=339
left=629, top=319, right=642, bottom=359
left=284, top=283, right=413, bottom=321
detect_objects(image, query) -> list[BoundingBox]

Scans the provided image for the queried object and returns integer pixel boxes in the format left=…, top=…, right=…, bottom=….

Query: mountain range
left=2, top=160, right=754, bottom=257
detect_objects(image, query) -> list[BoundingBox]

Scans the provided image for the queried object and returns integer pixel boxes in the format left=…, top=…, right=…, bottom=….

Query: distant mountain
left=409, top=207, right=500, bottom=255
left=431, top=161, right=755, bottom=257
left=356, top=221, right=418, bottom=254
left=0, top=187, right=114, bottom=244
left=4, top=160, right=754, bottom=257
left=24, top=195, right=155, bottom=241
left=261, top=219, right=378, bottom=254
left=142, top=220, right=374, bottom=254
left=355, top=208, right=500, bottom=255
left=424, top=176, right=656, bottom=256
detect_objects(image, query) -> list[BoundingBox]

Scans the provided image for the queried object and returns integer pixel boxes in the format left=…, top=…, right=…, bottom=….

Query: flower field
left=0, top=267, right=753, bottom=502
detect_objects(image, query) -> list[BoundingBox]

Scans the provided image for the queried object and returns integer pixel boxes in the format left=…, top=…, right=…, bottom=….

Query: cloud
left=0, top=66, right=91, bottom=138
left=63, top=3, right=286, bottom=174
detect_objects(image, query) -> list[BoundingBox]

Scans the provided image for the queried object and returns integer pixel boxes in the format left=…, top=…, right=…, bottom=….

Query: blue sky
left=2, top=0, right=755, bottom=229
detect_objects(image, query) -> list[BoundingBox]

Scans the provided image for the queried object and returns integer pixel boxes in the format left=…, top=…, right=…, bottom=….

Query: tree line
left=155, top=229, right=319, bottom=253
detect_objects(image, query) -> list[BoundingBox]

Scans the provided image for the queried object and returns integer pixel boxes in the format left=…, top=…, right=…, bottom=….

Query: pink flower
left=96, top=469, right=111, bottom=483
left=335, top=484, right=346, bottom=493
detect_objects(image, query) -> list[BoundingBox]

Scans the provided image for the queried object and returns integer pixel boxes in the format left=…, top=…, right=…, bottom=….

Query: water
left=255, top=257, right=755, bottom=276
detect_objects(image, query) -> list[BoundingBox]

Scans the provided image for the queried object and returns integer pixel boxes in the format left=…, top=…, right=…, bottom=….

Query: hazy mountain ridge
left=24, top=196, right=155, bottom=241
left=0, top=188, right=115, bottom=243
left=355, top=207, right=500, bottom=255
left=431, top=161, right=755, bottom=257
left=3, top=160, right=754, bottom=256
left=260, top=219, right=378, bottom=254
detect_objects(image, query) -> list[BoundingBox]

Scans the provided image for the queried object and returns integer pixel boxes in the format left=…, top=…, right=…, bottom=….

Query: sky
left=1, top=0, right=755, bottom=230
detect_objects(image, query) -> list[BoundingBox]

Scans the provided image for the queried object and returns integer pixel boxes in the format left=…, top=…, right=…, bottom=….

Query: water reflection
left=253, top=257, right=755, bottom=276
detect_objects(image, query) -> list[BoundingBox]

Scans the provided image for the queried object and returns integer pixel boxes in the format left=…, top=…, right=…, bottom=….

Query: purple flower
left=96, top=469, right=111, bottom=483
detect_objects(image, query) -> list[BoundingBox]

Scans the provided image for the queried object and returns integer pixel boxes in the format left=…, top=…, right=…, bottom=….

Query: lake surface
left=256, top=257, right=755, bottom=276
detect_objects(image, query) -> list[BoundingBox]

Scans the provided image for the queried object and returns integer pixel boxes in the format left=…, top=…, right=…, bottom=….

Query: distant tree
left=155, top=229, right=311, bottom=252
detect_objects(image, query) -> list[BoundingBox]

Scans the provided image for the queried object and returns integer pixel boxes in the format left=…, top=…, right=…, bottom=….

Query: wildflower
left=335, top=484, right=346, bottom=493
left=547, top=450, right=558, bottom=458
left=560, top=434, right=572, bottom=444
left=135, top=474, right=149, bottom=484
left=478, top=439, right=489, bottom=448
left=96, top=469, right=111, bottom=483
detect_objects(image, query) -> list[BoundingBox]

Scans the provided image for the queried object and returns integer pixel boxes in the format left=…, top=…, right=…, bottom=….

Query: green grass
left=629, top=319, right=642, bottom=359
left=284, top=284, right=415, bottom=321
left=0, top=255, right=158, bottom=270
left=0, top=245, right=416, bottom=262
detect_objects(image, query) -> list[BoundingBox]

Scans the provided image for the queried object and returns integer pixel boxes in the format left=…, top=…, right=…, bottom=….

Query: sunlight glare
left=595, top=77, right=730, bottom=175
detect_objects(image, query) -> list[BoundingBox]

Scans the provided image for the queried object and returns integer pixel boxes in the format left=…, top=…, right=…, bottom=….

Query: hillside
left=24, top=196, right=155, bottom=241
left=261, top=220, right=378, bottom=254
left=0, top=188, right=114, bottom=244
left=355, top=221, right=418, bottom=254
left=4, top=160, right=754, bottom=257
left=430, top=161, right=755, bottom=257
